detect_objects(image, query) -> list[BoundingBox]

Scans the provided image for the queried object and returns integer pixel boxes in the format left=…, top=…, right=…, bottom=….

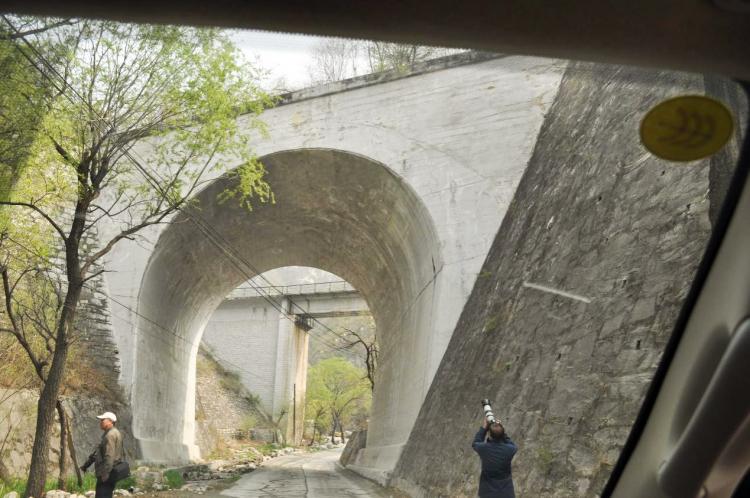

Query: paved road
left=221, top=449, right=390, bottom=498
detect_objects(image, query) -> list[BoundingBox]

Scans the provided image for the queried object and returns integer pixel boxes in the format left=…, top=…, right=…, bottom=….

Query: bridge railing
left=226, top=280, right=356, bottom=300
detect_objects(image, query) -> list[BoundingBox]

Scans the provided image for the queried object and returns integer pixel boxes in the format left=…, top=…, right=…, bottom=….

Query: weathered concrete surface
left=389, top=64, right=746, bottom=497
left=221, top=449, right=389, bottom=498
left=102, top=54, right=566, bottom=470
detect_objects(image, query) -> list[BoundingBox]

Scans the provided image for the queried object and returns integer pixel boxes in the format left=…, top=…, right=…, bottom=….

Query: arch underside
left=132, top=148, right=442, bottom=465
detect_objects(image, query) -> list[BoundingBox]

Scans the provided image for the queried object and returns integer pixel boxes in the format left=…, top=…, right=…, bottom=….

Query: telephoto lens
left=481, top=399, right=496, bottom=425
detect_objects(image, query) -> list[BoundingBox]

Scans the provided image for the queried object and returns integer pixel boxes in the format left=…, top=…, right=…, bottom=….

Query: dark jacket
left=83, top=427, right=124, bottom=481
left=472, top=427, right=517, bottom=498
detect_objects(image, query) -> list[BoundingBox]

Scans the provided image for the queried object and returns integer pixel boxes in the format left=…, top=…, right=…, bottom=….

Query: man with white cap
left=81, top=411, right=124, bottom=498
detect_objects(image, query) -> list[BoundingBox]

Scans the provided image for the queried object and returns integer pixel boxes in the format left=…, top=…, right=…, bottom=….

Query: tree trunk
left=65, top=412, right=83, bottom=487
left=25, top=339, right=71, bottom=498
left=26, top=155, right=90, bottom=498
left=56, top=400, right=68, bottom=490
left=309, top=426, right=316, bottom=447
left=25, top=278, right=80, bottom=498
left=340, top=422, right=346, bottom=444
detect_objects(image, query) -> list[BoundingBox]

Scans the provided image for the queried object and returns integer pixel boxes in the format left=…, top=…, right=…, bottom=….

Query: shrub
left=163, top=470, right=184, bottom=489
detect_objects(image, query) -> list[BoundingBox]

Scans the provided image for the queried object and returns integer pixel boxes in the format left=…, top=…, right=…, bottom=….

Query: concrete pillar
left=273, top=298, right=294, bottom=418
left=287, top=322, right=309, bottom=445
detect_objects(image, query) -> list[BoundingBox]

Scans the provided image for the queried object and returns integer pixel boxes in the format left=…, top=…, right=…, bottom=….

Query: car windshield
left=0, top=15, right=747, bottom=498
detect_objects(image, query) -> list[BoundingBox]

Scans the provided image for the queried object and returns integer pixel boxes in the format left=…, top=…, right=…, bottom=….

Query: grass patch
left=258, top=443, right=279, bottom=456
left=1, top=474, right=99, bottom=496
left=239, top=415, right=257, bottom=433
left=115, top=476, right=137, bottom=490
left=163, top=470, right=184, bottom=489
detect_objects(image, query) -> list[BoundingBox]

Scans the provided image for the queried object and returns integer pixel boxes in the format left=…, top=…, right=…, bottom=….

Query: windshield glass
left=0, top=16, right=746, bottom=498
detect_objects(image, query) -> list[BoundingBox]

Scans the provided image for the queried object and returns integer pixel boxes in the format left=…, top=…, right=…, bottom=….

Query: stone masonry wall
left=390, top=63, right=746, bottom=497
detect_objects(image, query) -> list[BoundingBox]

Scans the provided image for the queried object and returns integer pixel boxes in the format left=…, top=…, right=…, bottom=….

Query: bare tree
left=307, top=38, right=463, bottom=86
left=307, top=38, right=361, bottom=84
left=365, top=42, right=451, bottom=73
left=344, top=327, right=379, bottom=391
left=0, top=18, right=273, bottom=498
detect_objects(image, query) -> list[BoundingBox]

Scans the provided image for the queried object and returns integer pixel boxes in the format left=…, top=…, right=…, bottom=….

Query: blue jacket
left=472, top=427, right=517, bottom=498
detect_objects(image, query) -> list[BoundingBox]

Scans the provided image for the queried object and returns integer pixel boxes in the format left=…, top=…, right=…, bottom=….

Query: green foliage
left=163, top=470, right=184, bottom=489
left=0, top=20, right=275, bottom=498
left=306, top=357, right=371, bottom=434
left=1, top=17, right=276, bottom=388
left=0, top=29, right=49, bottom=203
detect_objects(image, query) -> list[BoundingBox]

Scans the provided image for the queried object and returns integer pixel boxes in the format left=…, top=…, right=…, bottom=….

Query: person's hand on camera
left=482, top=417, right=489, bottom=429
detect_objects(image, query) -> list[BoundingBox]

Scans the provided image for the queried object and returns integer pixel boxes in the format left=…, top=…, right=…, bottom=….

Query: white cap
left=96, top=411, right=117, bottom=423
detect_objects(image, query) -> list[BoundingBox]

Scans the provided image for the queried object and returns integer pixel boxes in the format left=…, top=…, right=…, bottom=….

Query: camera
left=481, top=399, right=496, bottom=425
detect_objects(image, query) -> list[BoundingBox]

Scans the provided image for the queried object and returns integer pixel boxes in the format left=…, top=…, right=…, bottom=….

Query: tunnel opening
left=197, top=265, right=376, bottom=452
left=131, top=148, right=441, bottom=464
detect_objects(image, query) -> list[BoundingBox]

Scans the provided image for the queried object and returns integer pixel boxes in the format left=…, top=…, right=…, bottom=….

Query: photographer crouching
left=472, top=400, right=517, bottom=498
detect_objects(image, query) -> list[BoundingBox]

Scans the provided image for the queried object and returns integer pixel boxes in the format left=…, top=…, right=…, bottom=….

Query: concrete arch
left=131, top=148, right=442, bottom=467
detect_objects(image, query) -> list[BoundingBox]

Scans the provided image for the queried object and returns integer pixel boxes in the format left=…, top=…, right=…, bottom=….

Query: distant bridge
left=202, top=279, right=369, bottom=443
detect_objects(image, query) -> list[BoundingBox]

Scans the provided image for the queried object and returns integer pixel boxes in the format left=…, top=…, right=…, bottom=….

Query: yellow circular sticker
left=640, top=95, right=734, bottom=162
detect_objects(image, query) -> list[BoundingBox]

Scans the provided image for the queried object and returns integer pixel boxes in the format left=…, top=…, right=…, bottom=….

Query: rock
left=113, top=490, right=130, bottom=496
left=135, top=470, right=164, bottom=487
left=207, top=460, right=230, bottom=472
left=233, top=463, right=256, bottom=473
left=180, top=484, right=208, bottom=493
left=4, top=492, right=20, bottom=498
left=325, top=443, right=333, bottom=449
left=85, top=491, right=95, bottom=498
left=45, top=491, right=70, bottom=498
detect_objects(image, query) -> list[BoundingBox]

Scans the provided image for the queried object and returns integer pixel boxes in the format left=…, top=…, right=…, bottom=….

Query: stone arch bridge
left=98, top=52, right=567, bottom=478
